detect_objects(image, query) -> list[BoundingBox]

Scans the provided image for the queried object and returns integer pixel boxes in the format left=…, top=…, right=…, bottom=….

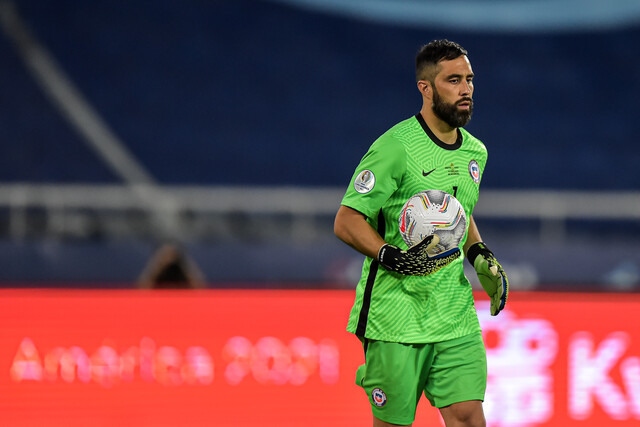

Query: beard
left=432, top=86, right=473, bottom=128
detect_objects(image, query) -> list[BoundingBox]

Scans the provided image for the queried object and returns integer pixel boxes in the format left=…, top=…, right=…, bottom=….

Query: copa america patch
left=468, top=160, right=480, bottom=183
left=371, top=388, right=387, bottom=407
left=354, top=169, right=375, bottom=194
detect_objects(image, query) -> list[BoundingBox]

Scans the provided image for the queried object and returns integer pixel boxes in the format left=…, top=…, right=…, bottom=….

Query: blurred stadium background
left=1, top=1, right=639, bottom=426
left=1, top=0, right=638, bottom=289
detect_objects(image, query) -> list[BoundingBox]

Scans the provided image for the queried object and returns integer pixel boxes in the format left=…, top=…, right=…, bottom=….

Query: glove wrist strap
left=378, top=243, right=399, bottom=269
left=466, top=242, right=493, bottom=265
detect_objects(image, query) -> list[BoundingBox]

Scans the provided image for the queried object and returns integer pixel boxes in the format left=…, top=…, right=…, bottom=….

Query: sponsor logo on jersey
left=371, top=387, right=387, bottom=407
left=422, top=168, right=436, bottom=177
left=354, top=169, right=375, bottom=194
left=445, top=163, right=459, bottom=176
left=469, top=160, right=480, bottom=183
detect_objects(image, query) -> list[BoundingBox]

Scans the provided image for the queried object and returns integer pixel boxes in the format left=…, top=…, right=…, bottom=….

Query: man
left=334, top=40, right=509, bottom=427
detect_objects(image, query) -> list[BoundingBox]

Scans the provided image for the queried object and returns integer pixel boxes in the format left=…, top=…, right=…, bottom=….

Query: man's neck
left=419, top=108, right=458, bottom=145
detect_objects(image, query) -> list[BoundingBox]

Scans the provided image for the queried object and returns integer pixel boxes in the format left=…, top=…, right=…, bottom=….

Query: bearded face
left=431, top=84, right=473, bottom=128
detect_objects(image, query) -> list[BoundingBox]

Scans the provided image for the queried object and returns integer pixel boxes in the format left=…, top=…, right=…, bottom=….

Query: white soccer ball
left=398, top=190, right=467, bottom=254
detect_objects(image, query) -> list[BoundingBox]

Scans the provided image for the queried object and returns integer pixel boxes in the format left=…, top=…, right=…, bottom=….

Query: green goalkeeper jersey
left=342, top=114, right=487, bottom=343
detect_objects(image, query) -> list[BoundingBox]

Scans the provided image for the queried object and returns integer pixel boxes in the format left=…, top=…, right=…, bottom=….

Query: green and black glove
left=378, top=234, right=460, bottom=276
left=467, top=242, right=509, bottom=316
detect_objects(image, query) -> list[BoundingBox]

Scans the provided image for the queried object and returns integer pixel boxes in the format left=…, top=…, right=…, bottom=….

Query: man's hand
left=378, top=235, right=460, bottom=276
left=467, top=242, right=508, bottom=316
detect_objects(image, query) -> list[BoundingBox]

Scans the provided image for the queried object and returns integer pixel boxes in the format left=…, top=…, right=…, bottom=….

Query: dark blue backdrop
left=1, top=0, right=639, bottom=189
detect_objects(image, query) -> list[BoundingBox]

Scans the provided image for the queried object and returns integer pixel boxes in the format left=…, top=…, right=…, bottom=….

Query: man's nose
left=460, top=81, right=472, bottom=95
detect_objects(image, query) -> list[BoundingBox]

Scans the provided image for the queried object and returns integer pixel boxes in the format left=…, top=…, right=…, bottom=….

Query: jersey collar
left=414, top=113, right=462, bottom=151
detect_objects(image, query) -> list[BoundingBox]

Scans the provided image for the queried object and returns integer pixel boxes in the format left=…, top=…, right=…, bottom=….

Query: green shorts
left=355, top=333, right=487, bottom=425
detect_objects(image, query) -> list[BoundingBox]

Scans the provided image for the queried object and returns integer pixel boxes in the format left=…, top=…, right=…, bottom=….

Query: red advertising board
left=1, top=289, right=639, bottom=426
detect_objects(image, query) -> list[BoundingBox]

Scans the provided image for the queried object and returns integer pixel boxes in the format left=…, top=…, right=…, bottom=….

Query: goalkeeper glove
left=467, top=242, right=508, bottom=316
left=378, top=234, right=460, bottom=276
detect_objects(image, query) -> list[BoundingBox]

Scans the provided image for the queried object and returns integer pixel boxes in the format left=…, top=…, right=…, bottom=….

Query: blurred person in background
left=334, top=39, right=508, bottom=427
left=138, top=243, right=206, bottom=289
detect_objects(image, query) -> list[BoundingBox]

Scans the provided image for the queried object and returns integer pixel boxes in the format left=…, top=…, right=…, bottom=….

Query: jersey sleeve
left=341, top=134, right=407, bottom=220
left=475, top=139, right=488, bottom=187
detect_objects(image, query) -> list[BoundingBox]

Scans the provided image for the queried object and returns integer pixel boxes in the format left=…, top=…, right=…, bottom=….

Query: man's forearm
left=334, top=205, right=386, bottom=259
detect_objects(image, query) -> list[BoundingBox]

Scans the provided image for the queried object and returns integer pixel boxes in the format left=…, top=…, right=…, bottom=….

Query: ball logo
left=354, top=169, right=375, bottom=194
left=371, top=387, right=387, bottom=407
left=469, top=160, right=480, bottom=183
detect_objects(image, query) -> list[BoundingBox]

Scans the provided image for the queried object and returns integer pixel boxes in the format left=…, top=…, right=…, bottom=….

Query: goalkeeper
left=334, top=40, right=508, bottom=427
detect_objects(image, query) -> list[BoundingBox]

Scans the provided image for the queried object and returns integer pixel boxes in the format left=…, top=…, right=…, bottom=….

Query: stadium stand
left=0, top=0, right=638, bottom=288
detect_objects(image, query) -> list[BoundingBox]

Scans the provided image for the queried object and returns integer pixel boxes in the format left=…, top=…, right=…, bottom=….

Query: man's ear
left=417, top=80, right=431, bottom=98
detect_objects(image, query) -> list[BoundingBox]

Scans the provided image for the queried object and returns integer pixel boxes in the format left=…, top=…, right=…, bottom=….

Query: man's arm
left=334, top=205, right=385, bottom=259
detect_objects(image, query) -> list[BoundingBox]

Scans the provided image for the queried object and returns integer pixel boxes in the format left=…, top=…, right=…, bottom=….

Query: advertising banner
left=1, top=289, right=639, bottom=426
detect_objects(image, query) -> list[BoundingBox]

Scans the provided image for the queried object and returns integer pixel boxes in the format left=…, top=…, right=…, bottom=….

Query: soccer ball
left=398, top=190, right=467, bottom=255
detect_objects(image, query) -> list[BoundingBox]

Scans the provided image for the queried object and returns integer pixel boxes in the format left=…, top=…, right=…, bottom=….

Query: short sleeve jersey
left=341, top=114, right=488, bottom=343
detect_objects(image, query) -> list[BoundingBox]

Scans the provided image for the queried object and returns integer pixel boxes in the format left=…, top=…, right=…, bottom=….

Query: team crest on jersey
left=371, top=388, right=387, bottom=407
left=469, top=160, right=480, bottom=183
left=354, top=169, right=375, bottom=194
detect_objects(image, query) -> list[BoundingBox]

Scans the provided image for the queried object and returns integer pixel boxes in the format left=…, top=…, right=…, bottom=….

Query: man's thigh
left=356, top=339, right=434, bottom=426
left=439, top=400, right=485, bottom=427
left=424, top=332, right=487, bottom=408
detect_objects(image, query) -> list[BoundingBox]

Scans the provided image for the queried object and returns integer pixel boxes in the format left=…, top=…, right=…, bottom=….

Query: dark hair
left=415, top=39, right=468, bottom=81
